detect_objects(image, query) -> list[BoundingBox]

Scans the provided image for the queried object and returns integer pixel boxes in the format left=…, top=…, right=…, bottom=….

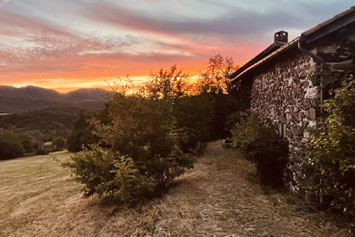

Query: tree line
left=0, top=107, right=80, bottom=159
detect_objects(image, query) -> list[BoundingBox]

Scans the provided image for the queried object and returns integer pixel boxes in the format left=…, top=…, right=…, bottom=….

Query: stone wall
left=248, top=24, right=355, bottom=197
left=250, top=53, right=318, bottom=196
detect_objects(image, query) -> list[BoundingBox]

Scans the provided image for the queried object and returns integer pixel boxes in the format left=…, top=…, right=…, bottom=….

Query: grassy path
left=0, top=143, right=352, bottom=236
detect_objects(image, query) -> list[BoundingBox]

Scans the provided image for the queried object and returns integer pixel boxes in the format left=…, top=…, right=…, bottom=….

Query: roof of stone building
left=228, top=41, right=285, bottom=80
left=230, top=6, right=355, bottom=82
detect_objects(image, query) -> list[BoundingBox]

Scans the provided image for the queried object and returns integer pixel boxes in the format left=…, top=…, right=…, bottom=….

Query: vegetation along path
left=0, top=142, right=352, bottom=236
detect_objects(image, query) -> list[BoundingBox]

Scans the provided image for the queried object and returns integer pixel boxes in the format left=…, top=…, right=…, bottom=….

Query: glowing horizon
left=0, top=1, right=353, bottom=92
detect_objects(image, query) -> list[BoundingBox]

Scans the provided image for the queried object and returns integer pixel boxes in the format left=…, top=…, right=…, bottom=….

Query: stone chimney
left=274, top=30, right=288, bottom=43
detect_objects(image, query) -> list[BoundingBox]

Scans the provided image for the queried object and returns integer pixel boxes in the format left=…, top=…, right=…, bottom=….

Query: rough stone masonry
left=249, top=23, right=355, bottom=199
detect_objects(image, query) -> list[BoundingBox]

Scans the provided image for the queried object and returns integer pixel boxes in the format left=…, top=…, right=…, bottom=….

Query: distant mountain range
left=0, top=85, right=108, bottom=112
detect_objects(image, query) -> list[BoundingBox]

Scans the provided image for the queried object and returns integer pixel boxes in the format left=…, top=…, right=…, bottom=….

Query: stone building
left=230, top=7, right=355, bottom=197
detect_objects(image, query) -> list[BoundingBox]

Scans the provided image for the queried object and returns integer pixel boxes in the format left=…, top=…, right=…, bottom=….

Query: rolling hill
left=0, top=86, right=108, bottom=112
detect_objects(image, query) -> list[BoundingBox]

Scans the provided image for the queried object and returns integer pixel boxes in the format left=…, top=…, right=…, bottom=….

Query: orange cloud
left=0, top=3, right=265, bottom=92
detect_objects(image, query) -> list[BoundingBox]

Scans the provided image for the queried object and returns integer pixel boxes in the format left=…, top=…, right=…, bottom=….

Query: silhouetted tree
left=0, top=131, right=24, bottom=160
left=67, top=111, right=99, bottom=152
left=53, top=136, right=66, bottom=151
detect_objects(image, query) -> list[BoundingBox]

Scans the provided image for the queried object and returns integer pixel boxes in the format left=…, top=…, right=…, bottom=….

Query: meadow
left=0, top=152, right=82, bottom=236
left=0, top=144, right=352, bottom=236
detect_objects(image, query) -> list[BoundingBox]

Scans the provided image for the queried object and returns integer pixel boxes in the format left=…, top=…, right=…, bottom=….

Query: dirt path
left=118, top=141, right=352, bottom=237
left=1, top=142, right=353, bottom=236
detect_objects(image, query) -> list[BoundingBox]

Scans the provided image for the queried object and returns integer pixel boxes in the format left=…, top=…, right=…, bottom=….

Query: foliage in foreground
left=308, top=79, right=355, bottom=216
left=65, top=92, right=194, bottom=205
left=231, top=114, right=289, bottom=187
left=65, top=56, right=241, bottom=206
left=64, top=144, right=140, bottom=205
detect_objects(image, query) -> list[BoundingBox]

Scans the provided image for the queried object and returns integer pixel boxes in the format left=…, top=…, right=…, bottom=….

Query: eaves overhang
left=230, top=6, right=355, bottom=83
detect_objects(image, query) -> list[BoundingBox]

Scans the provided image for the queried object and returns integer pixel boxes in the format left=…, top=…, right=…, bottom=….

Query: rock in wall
left=250, top=53, right=318, bottom=196
left=249, top=24, right=355, bottom=198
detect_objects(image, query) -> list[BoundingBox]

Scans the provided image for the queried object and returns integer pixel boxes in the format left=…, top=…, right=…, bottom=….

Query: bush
left=0, top=131, right=25, bottom=160
left=67, top=112, right=100, bottom=152
left=65, top=92, right=194, bottom=205
left=53, top=136, right=66, bottom=151
left=231, top=114, right=288, bottom=187
left=64, top=61, right=242, bottom=206
left=210, top=92, right=240, bottom=139
left=174, top=93, right=215, bottom=153
left=19, top=132, right=36, bottom=154
left=308, top=79, right=355, bottom=216
left=64, top=144, right=140, bottom=206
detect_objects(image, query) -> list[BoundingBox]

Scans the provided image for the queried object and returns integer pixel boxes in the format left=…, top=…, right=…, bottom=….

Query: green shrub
left=64, top=144, right=141, bottom=206
left=64, top=61, right=243, bottom=206
left=308, top=79, right=355, bottom=216
left=231, top=114, right=288, bottom=187
left=65, top=92, right=194, bottom=205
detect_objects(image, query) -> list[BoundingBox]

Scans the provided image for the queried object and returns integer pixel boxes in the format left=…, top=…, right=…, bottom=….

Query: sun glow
left=1, top=0, right=351, bottom=93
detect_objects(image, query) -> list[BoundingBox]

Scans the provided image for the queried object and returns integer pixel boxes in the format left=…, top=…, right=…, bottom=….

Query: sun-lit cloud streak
left=0, top=0, right=354, bottom=92
left=0, top=0, right=9, bottom=8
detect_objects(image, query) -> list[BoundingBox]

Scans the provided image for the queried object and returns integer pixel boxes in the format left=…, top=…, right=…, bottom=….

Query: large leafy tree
left=198, top=54, right=239, bottom=94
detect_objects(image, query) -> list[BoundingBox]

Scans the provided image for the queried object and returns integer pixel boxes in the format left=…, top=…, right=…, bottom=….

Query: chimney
left=274, top=30, right=288, bottom=44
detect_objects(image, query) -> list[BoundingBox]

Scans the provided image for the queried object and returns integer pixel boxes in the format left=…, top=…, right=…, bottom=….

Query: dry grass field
left=0, top=152, right=82, bottom=236
left=0, top=143, right=353, bottom=236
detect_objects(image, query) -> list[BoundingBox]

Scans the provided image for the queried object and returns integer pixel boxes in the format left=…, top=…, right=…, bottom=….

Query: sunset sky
left=0, top=0, right=353, bottom=92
